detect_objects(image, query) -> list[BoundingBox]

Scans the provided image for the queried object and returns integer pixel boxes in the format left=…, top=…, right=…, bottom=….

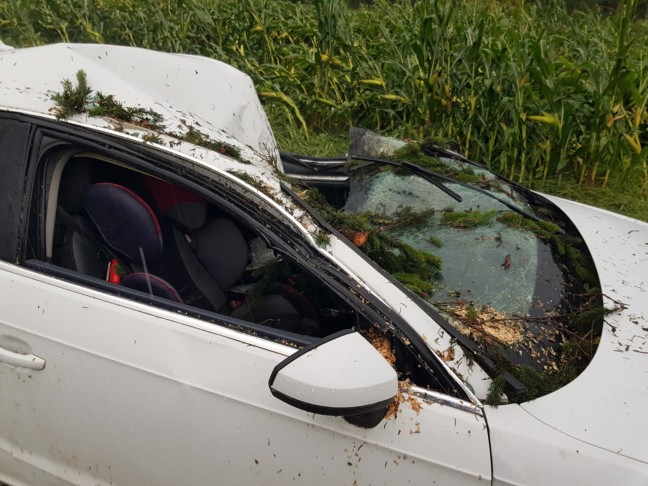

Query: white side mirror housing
left=269, top=330, right=397, bottom=418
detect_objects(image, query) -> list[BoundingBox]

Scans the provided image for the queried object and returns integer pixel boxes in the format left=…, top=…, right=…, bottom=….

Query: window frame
left=19, top=117, right=469, bottom=400
left=23, top=128, right=322, bottom=348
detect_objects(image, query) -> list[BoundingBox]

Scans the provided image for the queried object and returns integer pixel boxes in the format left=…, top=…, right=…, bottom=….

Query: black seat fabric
left=230, top=292, right=321, bottom=336
left=76, top=182, right=181, bottom=303
left=84, top=182, right=163, bottom=264
left=54, top=215, right=107, bottom=279
left=160, top=218, right=249, bottom=312
left=148, top=224, right=227, bottom=312
left=191, top=218, right=249, bottom=290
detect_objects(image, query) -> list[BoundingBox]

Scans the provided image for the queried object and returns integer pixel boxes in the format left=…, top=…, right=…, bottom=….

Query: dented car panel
left=0, top=42, right=647, bottom=486
left=487, top=200, right=648, bottom=486
left=0, top=43, right=280, bottom=168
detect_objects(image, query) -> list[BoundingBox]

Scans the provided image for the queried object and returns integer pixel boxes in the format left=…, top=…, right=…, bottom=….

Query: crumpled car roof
left=0, top=43, right=280, bottom=170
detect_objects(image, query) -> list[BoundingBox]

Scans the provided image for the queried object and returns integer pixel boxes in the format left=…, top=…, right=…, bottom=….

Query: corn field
left=1, top=0, right=647, bottom=190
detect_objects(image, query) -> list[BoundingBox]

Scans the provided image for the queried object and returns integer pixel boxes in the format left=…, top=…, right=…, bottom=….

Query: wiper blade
left=350, top=155, right=559, bottom=231
left=280, top=152, right=347, bottom=170
left=349, top=155, right=463, bottom=202
left=420, top=143, right=488, bottom=170
left=282, top=151, right=563, bottom=232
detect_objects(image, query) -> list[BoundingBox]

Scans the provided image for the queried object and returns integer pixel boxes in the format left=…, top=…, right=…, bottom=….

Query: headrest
left=193, top=218, right=248, bottom=290
left=84, top=183, right=162, bottom=263
left=58, top=159, right=95, bottom=214
left=145, top=176, right=207, bottom=230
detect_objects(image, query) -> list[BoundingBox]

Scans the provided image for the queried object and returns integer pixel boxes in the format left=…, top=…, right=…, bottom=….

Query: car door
left=0, top=121, right=491, bottom=485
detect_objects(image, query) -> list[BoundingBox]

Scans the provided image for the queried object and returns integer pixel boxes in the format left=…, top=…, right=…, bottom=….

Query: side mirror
left=269, top=330, right=397, bottom=423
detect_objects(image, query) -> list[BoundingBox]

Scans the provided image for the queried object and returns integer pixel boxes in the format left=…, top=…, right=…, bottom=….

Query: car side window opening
left=26, top=147, right=461, bottom=398
left=37, top=151, right=352, bottom=339
left=22, top=147, right=444, bottom=393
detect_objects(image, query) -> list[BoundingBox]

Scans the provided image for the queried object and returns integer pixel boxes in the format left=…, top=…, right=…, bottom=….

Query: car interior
left=17, top=144, right=470, bottom=397
left=43, top=152, right=364, bottom=341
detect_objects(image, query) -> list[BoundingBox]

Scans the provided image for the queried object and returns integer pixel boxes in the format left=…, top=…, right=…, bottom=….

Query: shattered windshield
left=299, top=142, right=604, bottom=403
left=345, top=168, right=560, bottom=316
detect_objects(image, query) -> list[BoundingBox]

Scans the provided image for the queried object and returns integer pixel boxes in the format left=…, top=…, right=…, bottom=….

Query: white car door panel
left=0, top=261, right=490, bottom=485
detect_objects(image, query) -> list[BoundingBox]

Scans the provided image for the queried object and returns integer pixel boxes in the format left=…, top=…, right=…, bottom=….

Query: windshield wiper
left=348, top=155, right=463, bottom=202
left=348, top=155, right=559, bottom=230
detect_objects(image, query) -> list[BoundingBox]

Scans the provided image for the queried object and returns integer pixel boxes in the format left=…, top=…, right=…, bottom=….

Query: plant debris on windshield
left=298, top=136, right=606, bottom=404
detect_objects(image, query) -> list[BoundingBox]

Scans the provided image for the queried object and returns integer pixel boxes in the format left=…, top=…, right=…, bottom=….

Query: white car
left=0, top=43, right=647, bottom=486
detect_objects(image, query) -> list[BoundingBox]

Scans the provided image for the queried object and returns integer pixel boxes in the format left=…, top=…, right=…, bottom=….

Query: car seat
left=146, top=177, right=323, bottom=335
left=54, top=160, right=107, bottom=279
left=86, top=182, right=183, bottom=302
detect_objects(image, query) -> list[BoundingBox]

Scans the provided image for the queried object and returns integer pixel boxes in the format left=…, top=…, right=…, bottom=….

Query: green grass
left=1, top=0, right=646, bottom=219
left=531, top=175, right=648, bottom=221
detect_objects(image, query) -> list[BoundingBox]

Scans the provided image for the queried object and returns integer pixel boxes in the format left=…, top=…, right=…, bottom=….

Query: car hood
left=517, top=195, right=648, bottom=463
left=0, top=43, right=280, bottom=170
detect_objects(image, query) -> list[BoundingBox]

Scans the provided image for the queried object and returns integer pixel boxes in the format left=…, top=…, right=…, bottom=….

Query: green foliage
left=392, top=272, right=435, bottom=297
left=304, top=188, right=441, bottom=296
left=88, top=93, right=165, bottom=130
left=271, top=117, right=349, bottom=156
left=442, top=210, right=497, bottom=228
left=142, top=133, right=163, bottom=144
left=485, top=374, right=506, bottom=406
left=363, top=231, right=442, bottom=281
left=427, top=235, right=443, bottom=248
left=465, top=304, right=480, bottom=322
left=486, top=349, right=568, bottom=404
left=248, top=258, right=291, bottom=304
left=51, top=70, right=166, bottom=129
left=391, top=143, right=482, bottom=182
left=452, top=171, right=483, bottom=184
left=226, top=170, right=260, bottom=187
left=179, top=126, right=244, bottom=162
left=314, top=231, right=331, bottom=247
left=511, top=365, right=567, bottom=401
left=5, top=0, right=648, bottom=207
left=50, top=69, right=91, bottom=119
left=496, top=212, right=562, bottom=239
left=498, top=210, right=601, bottom=290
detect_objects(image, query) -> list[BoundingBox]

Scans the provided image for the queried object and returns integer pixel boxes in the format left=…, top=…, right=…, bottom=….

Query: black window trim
left=0, top=113, right=36, bottom=264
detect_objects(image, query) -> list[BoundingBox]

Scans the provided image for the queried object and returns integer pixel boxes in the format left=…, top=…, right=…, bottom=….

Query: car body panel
left=0, top=43, right=279, bottom=168
left=517, top=196, right=648, bottom=463
left=488, top=404, right=648, bottom=486
left=0, top=261, right=491, bottom=485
